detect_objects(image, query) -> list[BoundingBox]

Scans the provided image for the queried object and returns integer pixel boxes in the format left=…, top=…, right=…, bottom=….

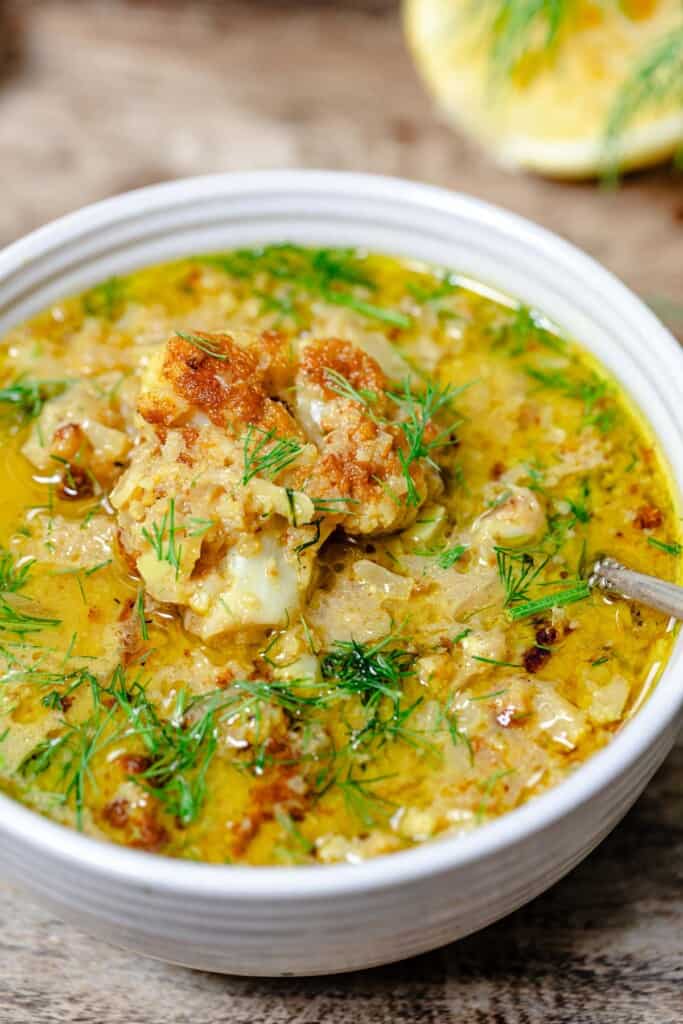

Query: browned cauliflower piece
left=294, top=338, right=445, bottom=535
left=111, top=330, right=331, bottom=640
left=21, top=374, right=136, bottom=493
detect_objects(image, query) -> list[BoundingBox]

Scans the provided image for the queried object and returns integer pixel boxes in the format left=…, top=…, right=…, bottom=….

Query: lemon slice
left=404, top=0, right=683, bottom=178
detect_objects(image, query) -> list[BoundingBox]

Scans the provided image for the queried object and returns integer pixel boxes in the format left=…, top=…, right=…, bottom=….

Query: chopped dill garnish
left=84, top=559, right=112, bottom=577
left=0, top=596, right=61, bottom=636
left=647, top=537, right=682, bottom=556
left=136, top=588, right=149, bottom=641
left=0, top=549, right=34, bottom=593
left=83, top=277, right=125, bottom=320
left=0, top=376, right=70, bottom=420
left=322, top=290, right=411, bottom=329
left=472, top=655, right=523, bottom=669
left=495, top=545, right=551, bottom=606
left=435, top=544, right=468, bottom=569
left=453, top=627, right=472, bottom=645
left=476, top=768, right=514, bottom=823
left=310, top=495, right=359, bottom=515
left=20, top=677, right=117, bottom=829
left=566, top=478, right=591, bottom=524
left=321, top=635, right=416, bottom=709
left=492, top=304, right=566, bottom=355
left=202, top=244, right=411, bottom=330
left=242, top=424, right=303, bottom=486
left=591, top=655, right=609, bottom=667
left=187, top=517, right=215, bottom=537
left=336, top=771, right=396, bottom=827
left=321, top=634, right=420, bottom=749
left=324, top=367, right=380, bottom=412
left=388, top=379, right=465, bottom=507
left=406, top=275, right=459, bottom=305
left=175, top=330, right=230, bottom=361
left=508, top=581, right=591, bottom=621
left=525, top=365, right=615, bottom=432
left=141, top=498, right=183, bottom=578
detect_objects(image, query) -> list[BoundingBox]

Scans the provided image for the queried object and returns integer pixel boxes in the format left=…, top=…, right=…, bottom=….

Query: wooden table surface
left=0, top=2, right=681, bottom=1021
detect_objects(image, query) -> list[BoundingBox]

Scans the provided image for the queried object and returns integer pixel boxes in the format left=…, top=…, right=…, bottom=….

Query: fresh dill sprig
left=336, top=770, right=396, bottom=827
left=175, top=330, right=230, bottom=361
left=321, top=635, right=416, bottom=708
left=525, top=365, right=615, bottom=432
left=202, top=244, right=412, bottom=330
left=187, top=517, right=215, bottom=537
left=508, top=581, right=591, bottom=620
left=388, top=379, right=465, bottom=506
left=647, top=536, right=682, bottom=556
left=321, top=634, right=418, bottom=749
left=109, top=678, right=225, bottom=826
left=322, top=290, right=412, bottom=329
left=0, top=549, right=34, bottom=593
left=474, top=0, right=576, bottom=85
left=605, top=24, right=683, bottom=174
left=242, top=424, right=303, bottom=485
left=472, top=655, right=523, bottom=669
left=436, top=543, right=468, bottom=569
left=310, top=496, right=359, bottom=515
left=492, top=305, right=566, bottom=355
left=141, top=498, right=183, bottom=578
left=136, top=588, right=149, bottom=641
left=495, top=545, right=551, bottom=606
left=323, top=367, right=380, bottom=412
left=83, top=277, right=125, bottom=320
left=0, top=377, right=70, bottom=420
left=0, top=596, right=61, bottom=636
left=20, top=677, right=118, bottom=830
left=476, top=768, right=514, bottom=823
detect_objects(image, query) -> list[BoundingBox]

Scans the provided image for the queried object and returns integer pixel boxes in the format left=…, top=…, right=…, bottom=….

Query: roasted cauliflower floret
left=295, top=338, right=445, bottom=535
left=471, top=486, right=547, bottom=551
left=21, top=374, right=136, bottom=491
left=111, top=330, right=329, bottom=640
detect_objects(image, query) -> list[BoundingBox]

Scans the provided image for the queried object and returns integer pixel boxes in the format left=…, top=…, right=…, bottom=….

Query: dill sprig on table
left=605, top=24, right=683, bottom=171
left=474, top=0, right=577, bottom=84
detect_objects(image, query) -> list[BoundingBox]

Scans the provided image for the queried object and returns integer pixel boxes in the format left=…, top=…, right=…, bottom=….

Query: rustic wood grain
left=0, top=1, right=681, bottom=1018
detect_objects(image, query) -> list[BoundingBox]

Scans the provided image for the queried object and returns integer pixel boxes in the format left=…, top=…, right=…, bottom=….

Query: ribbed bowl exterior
left=0, top=173, right=682, bottom=976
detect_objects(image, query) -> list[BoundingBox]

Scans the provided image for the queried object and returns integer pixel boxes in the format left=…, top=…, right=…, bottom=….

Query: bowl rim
left=1, top=168, right=682, bottom=899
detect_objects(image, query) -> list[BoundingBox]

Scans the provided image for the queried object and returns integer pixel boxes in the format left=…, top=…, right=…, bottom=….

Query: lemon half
left=405, top=0, right=683, bottom=178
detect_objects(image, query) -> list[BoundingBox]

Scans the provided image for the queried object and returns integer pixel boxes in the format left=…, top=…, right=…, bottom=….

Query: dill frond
left=605, top=24, right=683, bottom=173
left=175, top=330, right=230, bottom=361
left=0, top=376, right=70, bottom=420
left=242, top=424, right=303, bottom=486
left=474, top=0, right=577, bottom=84
left=141, top=498, right=183, bottom=578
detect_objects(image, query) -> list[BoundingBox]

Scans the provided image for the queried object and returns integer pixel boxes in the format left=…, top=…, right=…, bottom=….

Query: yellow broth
left=0, top=247, right=678, bottom=865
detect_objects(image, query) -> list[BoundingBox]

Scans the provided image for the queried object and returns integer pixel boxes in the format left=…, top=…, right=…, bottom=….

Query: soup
left=0, top=246, right=678, bottom=864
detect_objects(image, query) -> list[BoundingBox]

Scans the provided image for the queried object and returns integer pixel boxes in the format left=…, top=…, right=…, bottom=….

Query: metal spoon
left=590, top=557, right=683, bottom=620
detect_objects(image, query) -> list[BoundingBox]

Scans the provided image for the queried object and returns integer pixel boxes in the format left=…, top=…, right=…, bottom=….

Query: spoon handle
left=590, top=557, right=683, bottom=620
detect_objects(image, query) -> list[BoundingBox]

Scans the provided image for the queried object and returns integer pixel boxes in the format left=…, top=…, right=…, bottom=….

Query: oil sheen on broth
left=0, top=247, right=678, bottom=865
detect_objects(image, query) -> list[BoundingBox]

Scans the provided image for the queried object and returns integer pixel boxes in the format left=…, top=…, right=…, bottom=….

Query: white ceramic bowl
left=1, top=171, right=682, bottom=977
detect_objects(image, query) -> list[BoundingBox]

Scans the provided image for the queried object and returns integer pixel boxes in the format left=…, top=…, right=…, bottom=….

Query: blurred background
left=0, top=0, right=680, bottom=330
